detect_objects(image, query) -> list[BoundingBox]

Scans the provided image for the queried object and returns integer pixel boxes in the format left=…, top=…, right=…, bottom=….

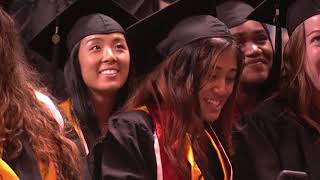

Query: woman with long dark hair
left=0, top=8, right=80, bottom=180
left=101, top=0, right=244, bottom=179
left=33, top=0, right=138, bottom=179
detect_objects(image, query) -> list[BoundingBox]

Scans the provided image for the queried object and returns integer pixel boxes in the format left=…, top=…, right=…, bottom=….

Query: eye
left=254, top=34, right=268, bottom=45
left=89, top=45, right=101, bottom=51
left=234, top=37, right=244, bottom=46
left=311, top=35, right=320, bottom=45
left=226, top=76, right=236, bottom=83
left=115, top=43, right=126, bottom=50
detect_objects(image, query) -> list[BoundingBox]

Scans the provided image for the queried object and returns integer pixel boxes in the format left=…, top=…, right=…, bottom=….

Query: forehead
left=304, top=14, right=320, bottom=34
left=215, top=47, right=238, bottom=69
left=230, top=20, right=266, bottom=35
left=81, top=32, right=126, bottom=42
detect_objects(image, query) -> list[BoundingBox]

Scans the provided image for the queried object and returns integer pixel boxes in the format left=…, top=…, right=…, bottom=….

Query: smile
left=205, top=98, right=223, bottom=110
left=99, top=69, right=119, bottom=76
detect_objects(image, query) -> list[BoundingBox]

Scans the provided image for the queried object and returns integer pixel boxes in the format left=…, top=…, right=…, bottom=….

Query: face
left=304, top=15, right=320, bottom=91
left=78, top=33, right=130, bottom=95
left=230, top=20, right=273, bottom=85
left=199, top=47, right=238, bottom=122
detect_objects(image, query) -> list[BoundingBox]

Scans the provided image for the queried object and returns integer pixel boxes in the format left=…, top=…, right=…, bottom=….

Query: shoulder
left=34, top=91, right=64, bottom=129
left=239, top=96, right=286, bottom=127
left=234, top=96, right=289, bottom=141
left=108, top=109, right=154, bottom=134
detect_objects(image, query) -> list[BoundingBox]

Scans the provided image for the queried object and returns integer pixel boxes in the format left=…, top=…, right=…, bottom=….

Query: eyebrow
left=84, top=36, right=126, bottom=45
left=215, top=66, right=238, bottom=72
left=233, top=29, right=267, bottom=37
left=85, top=37, right=103, bottom=44
left=306, top=30, right=320, bottom=37
left=112, top=37, right=126, bottom=43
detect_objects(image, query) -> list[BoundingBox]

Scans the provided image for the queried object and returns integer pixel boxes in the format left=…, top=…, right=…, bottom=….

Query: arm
left=101, top=110, right=157, bottom=180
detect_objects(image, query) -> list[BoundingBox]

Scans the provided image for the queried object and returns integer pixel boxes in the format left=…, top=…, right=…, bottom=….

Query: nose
left=102, top=47, right=116, bottom=64
left=243, top=42, right=262, bottom=57
left=212, top=78, right=229, bottom=96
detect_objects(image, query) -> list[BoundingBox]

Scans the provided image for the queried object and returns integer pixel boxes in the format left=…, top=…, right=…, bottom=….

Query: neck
left=89, top=90, right=116, bottom=135
left=236, top=83, right=259, bottom=113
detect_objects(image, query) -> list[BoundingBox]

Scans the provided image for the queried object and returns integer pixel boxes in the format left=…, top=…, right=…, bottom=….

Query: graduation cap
left=127, top=0, right=232, bottom=76
left=6, top=0, right=76, bottom=44
left=247, top=0, right=320, bottom=92
left=30, top=0, right=138, bottom=68
left=217, top=0, right=254, bottom=28
left=248, top=0, right=320, bottom=36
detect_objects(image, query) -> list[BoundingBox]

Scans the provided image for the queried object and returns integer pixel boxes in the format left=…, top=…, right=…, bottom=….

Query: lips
left=245, top=58, right=268, bottom=66
left=204, top=97, right=224, bottom=111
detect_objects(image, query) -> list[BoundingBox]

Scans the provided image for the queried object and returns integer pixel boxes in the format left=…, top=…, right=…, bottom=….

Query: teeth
left=100, top=69, right=117, bottom=75
left=206, top=99, right=220, bottom=106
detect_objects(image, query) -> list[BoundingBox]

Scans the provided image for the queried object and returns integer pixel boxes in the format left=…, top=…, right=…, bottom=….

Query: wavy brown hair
left=280, top=23, right=320, bottom=132
left=123, top=37, right=243, bottom=178
left=0, top=8, right=81, bottom=179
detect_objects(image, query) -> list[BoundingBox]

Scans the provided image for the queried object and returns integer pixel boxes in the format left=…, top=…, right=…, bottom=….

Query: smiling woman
left=78, top=33, right=130, bottom=96
left=32, top=0, right=138, bottom=179
left=232, top=0, right=320, bottom=180
left=217, top=1, right=277, bottom=121
left=100, top=0, right=244, bottom=179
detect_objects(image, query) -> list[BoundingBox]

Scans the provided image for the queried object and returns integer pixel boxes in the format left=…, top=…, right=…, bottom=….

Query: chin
left=204, top=114, right=219, bottom=123
left=242, top=74, right=269, bottom=84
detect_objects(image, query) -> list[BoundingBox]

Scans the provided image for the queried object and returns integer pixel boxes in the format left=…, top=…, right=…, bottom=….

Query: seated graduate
left=0, top=8, right=81, bottom=180
left=100, top=0, right=244, bottom=179
left=217, top=0, right=279, bottom=120
left=31, top=0, right=138, bottom=179
left=232, top=0, right=320, bottom=180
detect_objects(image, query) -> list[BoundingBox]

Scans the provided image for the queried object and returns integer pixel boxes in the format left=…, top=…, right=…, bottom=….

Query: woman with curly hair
left=0, top=8, right=81, bottom=180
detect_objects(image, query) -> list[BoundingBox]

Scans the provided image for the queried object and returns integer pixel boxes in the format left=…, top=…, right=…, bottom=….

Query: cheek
left=78, top=53, right=98, bottom=84
left=262, top=44, right=273, bottom=63
left=307, top=48, right=320, bottom=66
left=225, top=83, right=234, bottom=98
left=119, top=53, right=131, bottom=78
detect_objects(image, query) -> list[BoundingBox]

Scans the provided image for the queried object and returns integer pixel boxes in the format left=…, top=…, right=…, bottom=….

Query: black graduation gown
left=8, top=136, right=43, bottom=180
left=101, top=110, right=157, bottom=179
left=233, top=96, right=320, bottom=180
left=100, top=109, right=229, bottom=180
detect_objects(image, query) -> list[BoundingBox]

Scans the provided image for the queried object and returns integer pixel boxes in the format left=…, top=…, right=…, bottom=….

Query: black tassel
left=271, top=0, right=282, bottom=90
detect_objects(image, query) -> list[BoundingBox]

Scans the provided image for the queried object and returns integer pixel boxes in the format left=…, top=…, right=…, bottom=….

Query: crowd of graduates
left=0, top=0, right=319, bottom=179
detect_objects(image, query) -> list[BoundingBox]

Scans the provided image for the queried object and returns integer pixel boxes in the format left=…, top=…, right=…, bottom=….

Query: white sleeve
left=34, top=91, right=64, bottom=130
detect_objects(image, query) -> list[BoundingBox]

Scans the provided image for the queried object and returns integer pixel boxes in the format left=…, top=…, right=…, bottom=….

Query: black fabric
left=25, top=49, right=67, bottom=101
left=8, top=136, right=42, bottom=180
left=31, top=0, right=137, bottom=65
left=66, top=14, right=125, bottom=52
left=101, top=110, right=157, bottom=179
left=248, top=0, right=320, bottom=36
left=233, top=96, right=320, bottom=180
left=115, top=0, right=159, bottom=19
left=217, top=0, right=254, bottom=28
left=195, top=140, right=224, bottom=180
left=157, top=15, right=232, bottom=57
left=127, top=0, right=231, bottom=76
left=65, top=124, right=92, bottom=180
left=5, top=0, right=76, bottom=43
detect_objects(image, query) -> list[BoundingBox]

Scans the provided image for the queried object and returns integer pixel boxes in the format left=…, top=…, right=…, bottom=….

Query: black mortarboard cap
left=217, top=0, right=254, bottom=28
left=6, top=0, right=76, bottom=44
left=127, top=0, right=232, bottom=76
left=248, top=0, right=320, bottom=36
left=30, top=0, right=138, bottom=66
